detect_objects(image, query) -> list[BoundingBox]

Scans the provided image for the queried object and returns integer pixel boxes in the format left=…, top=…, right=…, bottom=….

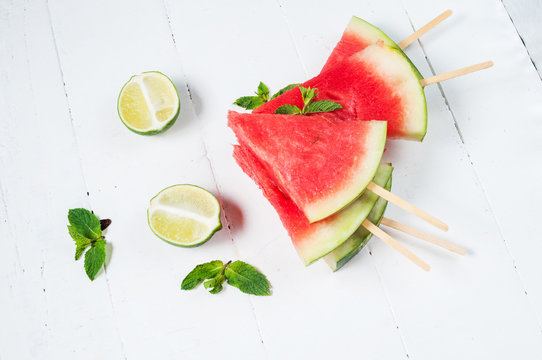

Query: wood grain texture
left=1, top=0, right=541, bottom=359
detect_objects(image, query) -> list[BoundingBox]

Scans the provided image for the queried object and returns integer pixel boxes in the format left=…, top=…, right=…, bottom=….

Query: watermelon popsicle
left=228, top=111, right=387, bottom=223
left=322, top=16, right=413, bottom=72
left=322, top=10, right=452, bottom=72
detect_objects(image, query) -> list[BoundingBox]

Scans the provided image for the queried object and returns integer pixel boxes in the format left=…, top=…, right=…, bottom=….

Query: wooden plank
left=404, top=0, right=542, bottom=337
left=279, top=0, right=542, bottom=358
left=163, top=0, right=425, bottom=358
left=0, top=1, right=125, bottom=358
left=45, top=0, right=266, bottom=358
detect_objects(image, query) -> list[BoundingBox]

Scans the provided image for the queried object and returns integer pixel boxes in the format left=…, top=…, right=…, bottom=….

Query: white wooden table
left=2, top=0, right=541, bottom=359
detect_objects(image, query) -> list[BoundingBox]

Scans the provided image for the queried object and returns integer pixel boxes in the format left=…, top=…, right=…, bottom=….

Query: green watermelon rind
left=297, top=162, right=393, bottom=265
left=344, top=17, right=427, bottom=141
left=347, top=16, right=398, bottom=48
left=391, top=47, right=427, bottom=141
left=305, top=120, right=387, bottom=223
left=324, top=172, right=392, bottom=271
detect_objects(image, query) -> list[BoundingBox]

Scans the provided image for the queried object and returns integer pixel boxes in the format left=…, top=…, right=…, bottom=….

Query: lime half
left=118, top=71, right=180, bottom=135
left=148, top=185, right=222, bottom=247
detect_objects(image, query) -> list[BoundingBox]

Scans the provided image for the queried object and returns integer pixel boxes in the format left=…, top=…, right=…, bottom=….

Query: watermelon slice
left=325, top=173, right=392, bottom=271
left=255, top=42, right=426, bottom=141
left=233, top=145, right=393, bottom=265
left=228, top=111, right=387, bottom=222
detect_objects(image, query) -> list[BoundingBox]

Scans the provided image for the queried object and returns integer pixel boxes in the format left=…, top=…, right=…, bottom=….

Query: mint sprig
left=234, top=82, right=300, bottom=110
left=225, top=261, right=270, bottom=296
left=181, top=260, right=224, bottom=290
left=67, top=208, right=110, bottom=281
left=274, top=86, right=343, bottom=115
left=257, top=81, right=269, bottom=101
left=181, top=260, right=271, bottom=296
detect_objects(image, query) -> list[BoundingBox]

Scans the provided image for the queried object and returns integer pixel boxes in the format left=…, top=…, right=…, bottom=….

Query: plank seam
left=403, top=6, right=542, bottom=335
left=500, top=0, right=542, bottom=81
left=44, top=1, right=128, bottom=357
left=275, top=0, right=309, bottom=77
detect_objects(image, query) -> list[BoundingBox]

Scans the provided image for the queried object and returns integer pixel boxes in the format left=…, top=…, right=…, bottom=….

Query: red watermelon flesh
left=228, top=111, right=386, bottom=223
left=233, top=145, right=392, bottom=265
left=255, top=42, right=427, bottom=141
left=322, top=16, right=398, bottom=72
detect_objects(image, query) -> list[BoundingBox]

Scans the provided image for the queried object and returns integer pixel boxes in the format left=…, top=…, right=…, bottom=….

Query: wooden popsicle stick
left=362, top=219, right=431, bottom=271
left=397, top=9, right=453, bottom=49
left=380, top=217, right=467, bottom=255
left=420, top=61, right=494, bottom=87
left=367, top=182, right=449, bottom=231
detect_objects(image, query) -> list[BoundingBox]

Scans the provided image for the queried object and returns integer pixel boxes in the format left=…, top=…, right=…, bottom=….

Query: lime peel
left=148, top=184, right=222, bottom=247
left=118, top=71, right=180, bottom=135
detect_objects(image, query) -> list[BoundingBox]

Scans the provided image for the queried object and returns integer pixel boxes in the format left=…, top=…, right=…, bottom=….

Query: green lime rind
left=147, top=184, right=222, bottom=248
left=349, top=17, right=427, bottom=141
left=117, top=71, right=180, bottom=136
left=325, top=168, right=393, bottom=271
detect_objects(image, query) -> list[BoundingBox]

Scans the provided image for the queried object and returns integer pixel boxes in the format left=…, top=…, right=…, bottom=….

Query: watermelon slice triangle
left=228, top=111, right=386, bottom=223
left=233, top=145, right=393, bottom=265
left=254, top=41, right=426, bottom=141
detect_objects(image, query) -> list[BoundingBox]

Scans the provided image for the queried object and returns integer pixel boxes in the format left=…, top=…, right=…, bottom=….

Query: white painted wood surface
left=1, top=0, right=541, bottom=359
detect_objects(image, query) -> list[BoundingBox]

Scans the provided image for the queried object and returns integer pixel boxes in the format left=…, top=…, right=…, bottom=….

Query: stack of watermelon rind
left=229, top=16, right=427, bottom=271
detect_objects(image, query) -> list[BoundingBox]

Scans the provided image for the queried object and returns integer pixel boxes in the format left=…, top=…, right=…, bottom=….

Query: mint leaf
left=299, top=86, right=317, bottom=107
left=181, top=260, right=224, bottom=290
left=181, top=260, right=271, bottom=295
left=225, top=261, right=270, bottom=296
left=274, top=86, right=342, bottom=115
left=257, top=82, right=269, bottom=101
left=305, top=100, right=343, bottom=114
left=68, top=208, right=101, bottom=240
left=271, top=83, right=300, bottom=99
left=234, top=96, right=265, bottom=110
left=68, top=208, right=111, bottom=280
left=234, top=82, right=270, bottom=110
left=84, top=239, right=106, bottom=281
left=275, top=104, right=302, bottom=115
left=68, top=224, right=90, bottom=243
left=68, top=225, right=91, bottom=260
left=203, top=274, right=226, bottom=294
left=75, top=242, right=90, bottom=260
